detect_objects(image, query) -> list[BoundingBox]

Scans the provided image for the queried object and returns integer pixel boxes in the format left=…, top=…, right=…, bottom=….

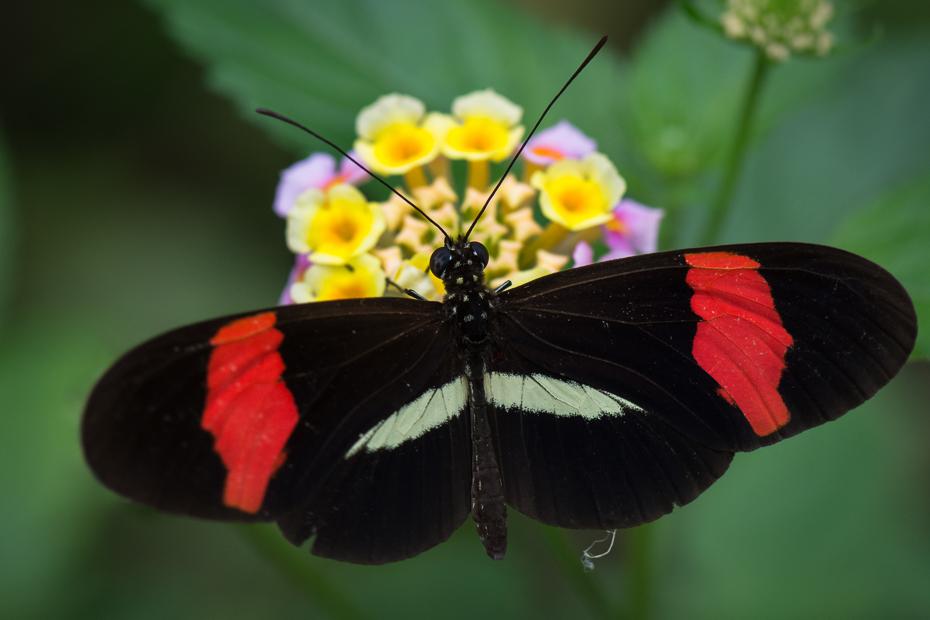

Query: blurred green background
left=1, top=0, right=929, bottom=618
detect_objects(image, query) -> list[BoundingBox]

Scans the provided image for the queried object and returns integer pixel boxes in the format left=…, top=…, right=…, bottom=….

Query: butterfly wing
left=83, top=297, right=472, bottom=564
left=488, top=242, right=916, bottom=529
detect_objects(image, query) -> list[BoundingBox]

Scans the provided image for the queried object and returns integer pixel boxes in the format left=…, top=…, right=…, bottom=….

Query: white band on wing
left=346, top=377, right=468, bottom=457
left=346, top=372, right=643, bottom=457
left=485, top=372, right=643, bottom=419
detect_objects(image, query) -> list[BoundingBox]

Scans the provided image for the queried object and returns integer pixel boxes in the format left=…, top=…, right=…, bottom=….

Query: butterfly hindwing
left=273, top=354, right=473, bottom=564
left=484, top=350, right=735, bottom=530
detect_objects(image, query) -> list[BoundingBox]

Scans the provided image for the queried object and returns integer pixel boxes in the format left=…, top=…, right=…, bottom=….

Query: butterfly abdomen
left=465, top=355, right=507, bottom=560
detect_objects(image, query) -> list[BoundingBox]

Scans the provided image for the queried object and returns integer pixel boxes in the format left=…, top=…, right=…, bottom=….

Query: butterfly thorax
left=437, top=237, right=495, bottom=352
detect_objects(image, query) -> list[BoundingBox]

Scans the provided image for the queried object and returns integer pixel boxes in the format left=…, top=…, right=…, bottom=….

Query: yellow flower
left=393, top=253, right=443, bottom=300
left=289, top=254, right=386, bottom=303
left=354, top=94, right=452, bottom=175
left=286, top=184, right=386, bottom=265
left=531, top=153, right=626, bottom=231
left=442, top=90, right=524, bottom=162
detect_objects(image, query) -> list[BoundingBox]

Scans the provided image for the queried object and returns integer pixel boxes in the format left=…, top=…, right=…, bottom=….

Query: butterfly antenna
left=464, top=35, right=608, bottom=240
left=256, top=108, right=451, bottom=241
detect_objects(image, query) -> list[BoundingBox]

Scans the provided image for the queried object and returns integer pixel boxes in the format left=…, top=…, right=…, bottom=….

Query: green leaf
left=721, top=36, right=930, bottom=245
left=619, top=6, right=847, bottom=215
left=654, top=363, right=930, bottom=618
left=679, top=0, right=725, bottom=36
left=0, top=321, right=113, bottom=618
left=144, top=0, right=631, bottom=164
left=831, top=173, right=930, bottom=358
left=0, top=128, right=14, bottom=327
left=625, top=9, right=750, bottom=184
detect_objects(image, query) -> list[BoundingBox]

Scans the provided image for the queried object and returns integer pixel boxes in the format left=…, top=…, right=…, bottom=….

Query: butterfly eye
left=469, top=242, right=490, bottom=268
left=429, top=247, right=453, bottom=279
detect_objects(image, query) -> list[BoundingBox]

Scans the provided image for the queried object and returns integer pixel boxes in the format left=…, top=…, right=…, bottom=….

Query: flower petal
left=393, top=252, right=441, bottom=299
left=523, top=120, right=597, bottom=166
left=620, top=200, right=664, bottom=254
left=285, top=188, right=326, bottom=254
left=572, top=241, right=594, bottom=267
left=604, top=199, right=664, bottom=257
left=290, top=253, right=386, bottom=302
left=443, top=90, right=524, bottom=162
left=336, top=151, right=370, bottom=186
left=451, top=89, right=522, bottom=126
left=356, top=94, right=425, bottom=140
left=273, top=153, right=337, bottom=218
left=274, top=152, right=372, bottom=218
left=355, top=110, right=451, bottom=175
left=600, top=236, right=636, bottom=261
left=532, top=153, right=626, bottom=231
left=279, top=254, right=313, bottom=305
left=286, top=184, right=386, bottom=264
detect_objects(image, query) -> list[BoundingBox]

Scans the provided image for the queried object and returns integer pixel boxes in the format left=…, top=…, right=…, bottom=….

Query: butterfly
left=81, top=38, right=917, bottom=565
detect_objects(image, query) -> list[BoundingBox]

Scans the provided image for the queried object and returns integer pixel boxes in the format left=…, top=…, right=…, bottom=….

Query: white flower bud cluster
left=721, top=0, right=835, bottom=61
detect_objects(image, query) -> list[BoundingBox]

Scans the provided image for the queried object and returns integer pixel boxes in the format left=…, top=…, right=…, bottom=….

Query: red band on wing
left=685, top=252, right=795, bottom=436
left=211, top=312, right=277, bottom=344
left=203, top=312, right=299, bottom=513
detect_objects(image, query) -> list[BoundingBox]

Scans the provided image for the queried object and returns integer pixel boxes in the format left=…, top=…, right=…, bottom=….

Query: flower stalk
left=626, top=524, right=655, bottom=620
left=701, top=49, right=770, bottom=246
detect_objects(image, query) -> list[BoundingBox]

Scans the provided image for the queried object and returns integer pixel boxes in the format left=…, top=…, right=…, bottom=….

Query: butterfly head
left=429, top=236, right=490, bottom=294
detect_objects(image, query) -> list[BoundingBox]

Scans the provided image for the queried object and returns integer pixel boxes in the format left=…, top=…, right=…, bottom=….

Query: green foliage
left=594, top=6, right=857, bottom=247
left=0, top=322, right=111, bottom=618
left=144, top=0, right=630, bottom=163
left=655, top=362, right=930, bottom=619
left=722, top=35, right=930, bottom=246
left=625, top=9, right=749, bottom=184
left=0, top=130, right=13, bottom=327
left=833, top=174, right=930, bottom=358
left=2, top=0, right=929, bottom=618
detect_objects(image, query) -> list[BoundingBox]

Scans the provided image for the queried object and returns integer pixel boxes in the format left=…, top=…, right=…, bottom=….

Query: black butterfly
left=81, top=38, right=917, bottom=565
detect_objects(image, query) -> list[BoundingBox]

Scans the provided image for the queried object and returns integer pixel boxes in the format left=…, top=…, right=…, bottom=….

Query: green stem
left=701, top=50, right=770, bottom=246
left=536, top=524, right=617, bottom=620
left=239, top=524, right=371, bottom=620
left=626, top=524, right=654, bottom=620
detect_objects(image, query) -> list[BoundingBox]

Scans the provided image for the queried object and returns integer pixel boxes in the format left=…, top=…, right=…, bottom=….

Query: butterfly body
left=83, top=241, right=917, bottom=564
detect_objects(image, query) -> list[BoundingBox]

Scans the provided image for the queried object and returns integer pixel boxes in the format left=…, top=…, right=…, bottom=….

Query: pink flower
left=279, top=253, right=313, bottom=305
left=572, top=240, right=595, bottom=267
left=602, top=200, right=664, bottom=260
left=273, top=152, right=369, bottom=218
left=522, top=120, right=596, bottom=166
left=572, top=199, right=664, bottom=267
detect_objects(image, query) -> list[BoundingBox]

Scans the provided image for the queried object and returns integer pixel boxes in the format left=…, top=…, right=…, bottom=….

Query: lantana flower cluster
left=273, top=90, right=663, bottom=304
left=721, top=0, right=835, bottom=61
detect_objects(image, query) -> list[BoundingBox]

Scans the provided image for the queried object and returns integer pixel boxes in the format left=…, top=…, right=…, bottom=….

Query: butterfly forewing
left=83, top=298, right=470, bottom=528
left=486, top=243, right=916, bottom=529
